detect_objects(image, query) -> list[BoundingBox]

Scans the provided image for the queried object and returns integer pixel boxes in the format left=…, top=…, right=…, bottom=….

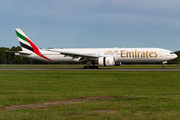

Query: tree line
left=0, top=46, right=180, bottom=64
left=0, top=46, right=49, bottom=64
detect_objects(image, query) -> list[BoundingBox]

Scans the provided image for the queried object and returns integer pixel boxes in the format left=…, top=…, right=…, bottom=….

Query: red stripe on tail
left=25, top=37, right=51, bottom=61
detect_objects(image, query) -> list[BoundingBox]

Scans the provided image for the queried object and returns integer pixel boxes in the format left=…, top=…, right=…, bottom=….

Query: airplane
left=7, top=28, right=178, bottom=69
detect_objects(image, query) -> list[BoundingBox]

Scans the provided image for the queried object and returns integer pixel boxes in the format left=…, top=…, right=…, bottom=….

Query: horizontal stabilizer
left=5, top=50, right=32, bottom=55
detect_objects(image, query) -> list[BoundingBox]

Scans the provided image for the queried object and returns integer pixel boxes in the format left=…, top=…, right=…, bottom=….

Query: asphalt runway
left=0, top=68, right=180, bottom=71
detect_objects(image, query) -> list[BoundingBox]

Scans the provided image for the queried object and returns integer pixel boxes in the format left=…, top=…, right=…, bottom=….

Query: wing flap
left=48, top=50, right=99, bottom=59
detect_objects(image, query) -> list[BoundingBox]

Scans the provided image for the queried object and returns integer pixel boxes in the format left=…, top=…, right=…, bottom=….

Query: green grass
left=0, top=71, right=180, bottom=119
left=0, top=64, right=180, bottom=69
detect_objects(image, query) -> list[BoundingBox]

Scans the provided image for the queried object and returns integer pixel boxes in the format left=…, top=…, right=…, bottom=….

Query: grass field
left=0, top=70, right=180, bottom=119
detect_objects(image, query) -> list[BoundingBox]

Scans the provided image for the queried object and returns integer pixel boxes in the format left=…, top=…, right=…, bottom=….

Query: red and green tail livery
left=15, top=29, right=51, bottom=61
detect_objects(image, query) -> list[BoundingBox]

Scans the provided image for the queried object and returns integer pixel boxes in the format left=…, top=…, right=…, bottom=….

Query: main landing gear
left=83, top=66, right=99, bottom=69
left=83, top=61, right=99, bottom=69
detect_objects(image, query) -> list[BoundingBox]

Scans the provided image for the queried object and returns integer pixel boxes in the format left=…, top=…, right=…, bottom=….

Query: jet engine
left=98, top=57, right=115, bottom=66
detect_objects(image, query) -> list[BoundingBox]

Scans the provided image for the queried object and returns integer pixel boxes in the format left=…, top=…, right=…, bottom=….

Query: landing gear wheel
left=162, top=66, right=165, bottom=69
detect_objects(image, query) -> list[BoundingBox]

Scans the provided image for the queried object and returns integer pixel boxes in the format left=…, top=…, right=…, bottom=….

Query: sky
left=1, top=0, right=180, bottom=51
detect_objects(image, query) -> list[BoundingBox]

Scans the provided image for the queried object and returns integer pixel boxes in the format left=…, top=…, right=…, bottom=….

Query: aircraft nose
left=174, top=54, right=178, bottom=59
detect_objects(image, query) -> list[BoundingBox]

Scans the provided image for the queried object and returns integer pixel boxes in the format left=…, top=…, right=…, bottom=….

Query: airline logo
left=105, top=50, right=158, bottom=58
left=15, top=30, right=51, bottom=61
left=121, top=50, right=157, bottom=58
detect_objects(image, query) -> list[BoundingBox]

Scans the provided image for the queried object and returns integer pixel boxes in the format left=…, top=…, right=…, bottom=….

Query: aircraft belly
left=47, top=55, right=78, bottom=62
left=116, top=57, right=166, bottom=63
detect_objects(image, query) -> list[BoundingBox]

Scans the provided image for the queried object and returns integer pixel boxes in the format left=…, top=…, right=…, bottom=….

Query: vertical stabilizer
left=15, top=29, right=51, bottom=61
left=15, top=29, right=35, bottom=52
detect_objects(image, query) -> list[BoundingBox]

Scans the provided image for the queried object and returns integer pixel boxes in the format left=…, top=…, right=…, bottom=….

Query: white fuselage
left=17, top=48, right=177, bottom=63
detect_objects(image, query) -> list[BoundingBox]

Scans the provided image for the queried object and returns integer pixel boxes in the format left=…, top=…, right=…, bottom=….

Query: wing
left=47, top=49, right=99, bottom=60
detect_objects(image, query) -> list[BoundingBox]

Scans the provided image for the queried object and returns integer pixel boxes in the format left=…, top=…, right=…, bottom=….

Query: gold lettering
left=119, top=50, right=157, bottom=58
left=121, top=50, right=126, bottom=57
left=146, top=51, right=149, bottom=57
left=149, top=51, right=153, bottom=57
left=141, top=51, right=146, bottom=57
left=154, top=51, right=157, bottom=57
left=135, top=50, right=137, bottom=57
left=126, top=51, right=134, bottom=57
left=113, top=50, right=118, bottom=53
left=108, top=51, right=112, bottom=53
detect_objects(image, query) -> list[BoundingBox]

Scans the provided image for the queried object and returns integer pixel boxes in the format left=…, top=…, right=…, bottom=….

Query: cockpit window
left=170, top=52, right=174, bottom=54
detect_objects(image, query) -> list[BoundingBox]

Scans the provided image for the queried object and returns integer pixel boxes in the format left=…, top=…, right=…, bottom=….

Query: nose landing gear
left=162, top=65, right=165, bottom=69
left=162, top=61, right=167, bottom=69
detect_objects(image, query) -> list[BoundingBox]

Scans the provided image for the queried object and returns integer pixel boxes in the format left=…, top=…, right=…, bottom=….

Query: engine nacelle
left=98, top=57, right=115, bottom=66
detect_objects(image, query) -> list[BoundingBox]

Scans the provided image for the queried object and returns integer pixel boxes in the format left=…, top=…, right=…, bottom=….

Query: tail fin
left=15, top=29, right=51, bottom=61
left=15, top=29, right=37, bottom=52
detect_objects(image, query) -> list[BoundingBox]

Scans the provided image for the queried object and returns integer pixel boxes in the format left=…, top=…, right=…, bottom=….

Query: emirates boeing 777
left=7, top=29, right=177, bottom=69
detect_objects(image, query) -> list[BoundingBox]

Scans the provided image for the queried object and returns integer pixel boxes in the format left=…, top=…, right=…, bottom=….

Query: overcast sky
left=1, top=0, right=180, bottom=51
